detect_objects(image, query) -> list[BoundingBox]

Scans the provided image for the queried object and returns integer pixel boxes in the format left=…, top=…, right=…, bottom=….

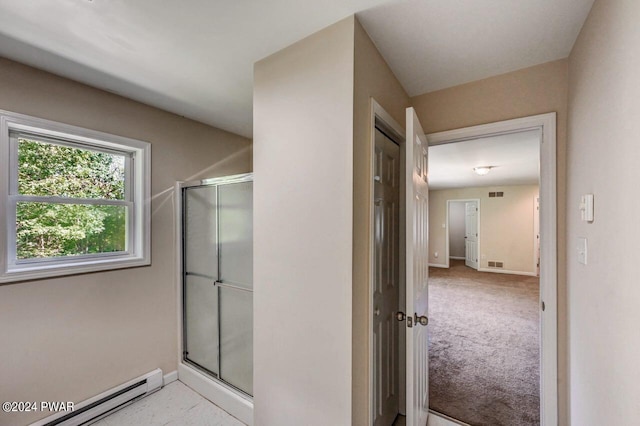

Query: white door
left=405, top=107, right=430, bottom=426
left=373, top=129, right=401, bottom=426
left=464, top=201, right=478, bottom=270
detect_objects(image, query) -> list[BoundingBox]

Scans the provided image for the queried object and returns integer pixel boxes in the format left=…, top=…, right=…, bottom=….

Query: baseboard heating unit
left=30, top=369, right=163, bottom=426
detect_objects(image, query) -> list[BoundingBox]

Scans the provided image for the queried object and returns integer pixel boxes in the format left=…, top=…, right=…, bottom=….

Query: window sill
left=0, top=255, right=150, bottom=284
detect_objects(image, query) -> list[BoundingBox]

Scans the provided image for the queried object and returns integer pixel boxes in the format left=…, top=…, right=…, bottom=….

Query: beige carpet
left=428, top=260, right=540, bottom=426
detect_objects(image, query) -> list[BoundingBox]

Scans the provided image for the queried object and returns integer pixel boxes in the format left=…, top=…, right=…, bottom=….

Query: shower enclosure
left=179, top=173, right=253, bottom=403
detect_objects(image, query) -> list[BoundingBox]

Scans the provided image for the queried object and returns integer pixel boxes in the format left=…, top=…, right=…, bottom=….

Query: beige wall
left=567, top=0, right=640, bottom=424
left=429, top=185, right=539, bottom=274
left=0, top=58, right=251, bottom=425
left=252, top=16, right=410, bottom=425
left=253, top=17, right=355, bottom=426
left=411, top=59, right=569, bottom=422
left=352, top=18, right=411, bottom=426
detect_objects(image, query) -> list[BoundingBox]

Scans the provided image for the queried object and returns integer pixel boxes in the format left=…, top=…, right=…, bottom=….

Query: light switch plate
left=580, top=194, right=594, bottom=222
left=577, top=237, right=587, bottom=265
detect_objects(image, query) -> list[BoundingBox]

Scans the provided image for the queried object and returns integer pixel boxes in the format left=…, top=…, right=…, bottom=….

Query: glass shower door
left=218, top=181, right=253, bottom=395
left=182, top=176, right=253, bottom=397
left=184, top=185, right=219, bottom=376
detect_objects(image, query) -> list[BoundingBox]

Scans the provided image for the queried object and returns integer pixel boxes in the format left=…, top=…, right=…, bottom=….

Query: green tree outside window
left=17, top=139, right=127, bottom=259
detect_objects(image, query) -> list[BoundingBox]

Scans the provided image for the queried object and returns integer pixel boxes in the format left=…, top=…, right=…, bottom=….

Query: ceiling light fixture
left=473, top=166, right=493, bottom=176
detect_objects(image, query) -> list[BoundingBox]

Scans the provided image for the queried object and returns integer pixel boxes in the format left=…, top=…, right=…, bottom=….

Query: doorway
left=445, top=199, right=480, bottom=270
left=370, top=103, right=431, bottom=426
left=372, top=120, right=403, bottom=426
left=427, top=113, right=557, bottom=425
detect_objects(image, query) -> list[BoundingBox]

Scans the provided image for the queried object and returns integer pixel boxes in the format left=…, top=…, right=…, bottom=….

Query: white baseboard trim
left=163, top=370, right=178, bottom=386
left=478, top=267, right=537, bottom=277
left=429, top=263, right=448, bottom=268
left=449, top=256, right=465, bottom=260
left=178, top=363, right=253, bottom=426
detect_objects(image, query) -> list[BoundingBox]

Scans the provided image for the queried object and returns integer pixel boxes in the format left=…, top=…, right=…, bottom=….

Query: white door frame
left=534, top=195, right=540, bottom=276
left=427, top=113, right=558, bottom=426
left=368, top=99, right=407, bottom=425
left=445, top=199, right=480, bottom=269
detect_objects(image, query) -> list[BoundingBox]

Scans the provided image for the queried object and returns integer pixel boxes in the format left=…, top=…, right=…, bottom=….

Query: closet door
left=405, top=107, right=430, bottom=426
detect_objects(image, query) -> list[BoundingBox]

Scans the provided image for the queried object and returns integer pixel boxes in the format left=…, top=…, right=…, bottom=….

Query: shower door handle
left=213, top=280, right=252, bottom=293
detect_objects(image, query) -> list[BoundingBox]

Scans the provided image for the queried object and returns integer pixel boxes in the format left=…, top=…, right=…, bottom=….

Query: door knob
left=396, top=311, right=406, bottom=322
left=414, top=313, right=428, bottom=326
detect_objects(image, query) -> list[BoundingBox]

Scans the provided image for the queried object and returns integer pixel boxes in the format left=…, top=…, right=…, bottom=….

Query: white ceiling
left=0, top=0, right=595, bottom=138
left=0, top=0, right=392, bottom=138
left=428, top=130, right=540, bottom=190
left=358, top=0, right=595, bottom=96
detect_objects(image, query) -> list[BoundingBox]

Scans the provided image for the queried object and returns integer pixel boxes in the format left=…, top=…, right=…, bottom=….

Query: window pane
left=18, top=137, right=126, bottom=200
left=16, top=202, right=127, bottom=259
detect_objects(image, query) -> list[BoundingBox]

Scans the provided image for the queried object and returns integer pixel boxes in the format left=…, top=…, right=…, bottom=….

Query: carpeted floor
left=428, top=260, right=540, bottom=426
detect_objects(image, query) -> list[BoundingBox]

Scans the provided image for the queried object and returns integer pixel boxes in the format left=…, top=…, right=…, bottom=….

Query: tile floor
left=93, top=381, right=245, bottom=426
left=93, top=380, right=462, bottom=426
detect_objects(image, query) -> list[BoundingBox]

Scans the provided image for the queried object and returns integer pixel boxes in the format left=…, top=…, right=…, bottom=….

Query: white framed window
left=0, top=110, right=151, bottom=283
